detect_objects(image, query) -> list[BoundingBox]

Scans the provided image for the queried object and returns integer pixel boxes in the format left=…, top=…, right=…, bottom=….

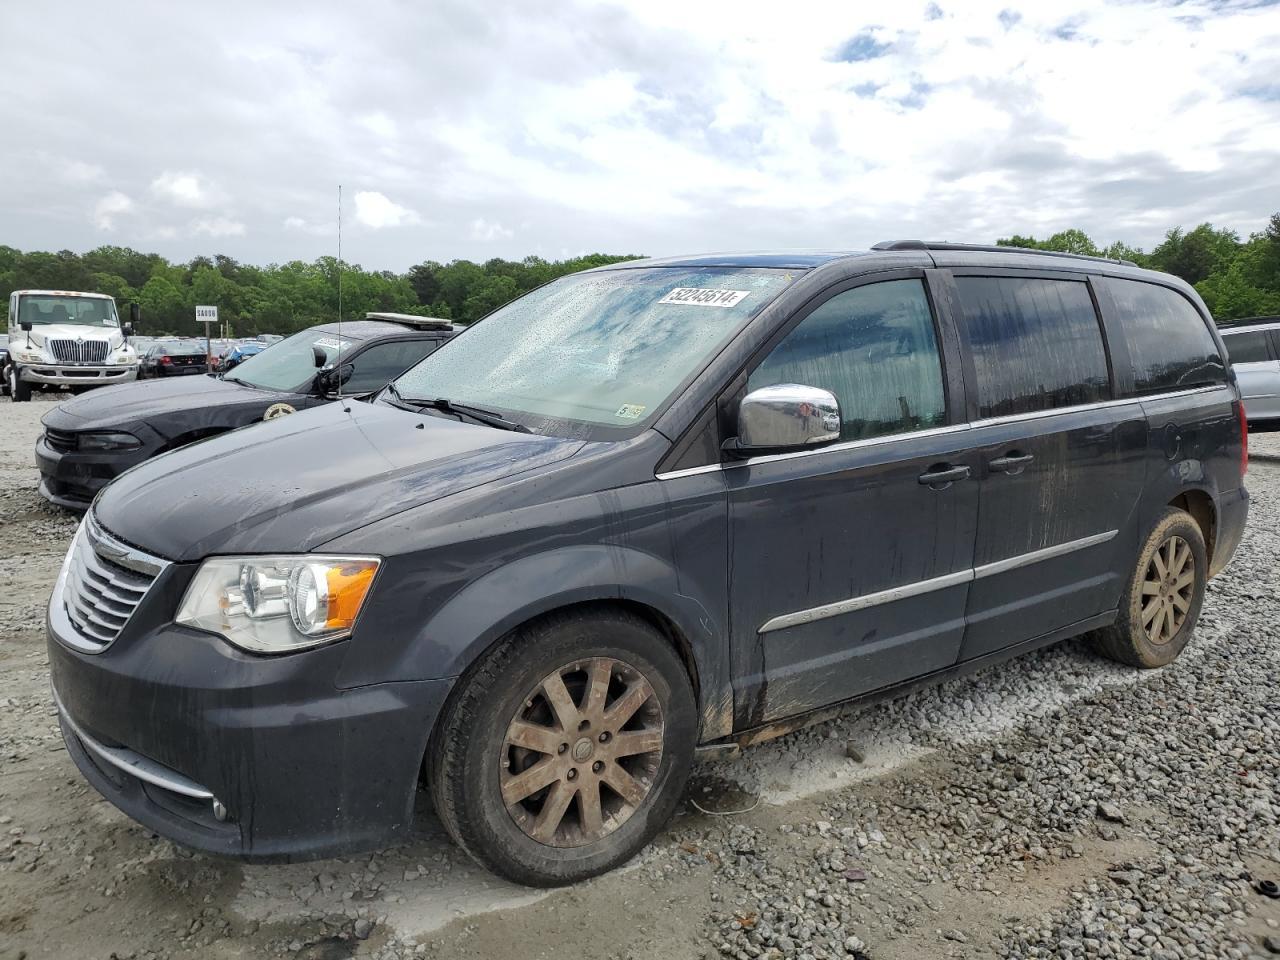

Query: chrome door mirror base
left=725, top=383, right=841, bottom=457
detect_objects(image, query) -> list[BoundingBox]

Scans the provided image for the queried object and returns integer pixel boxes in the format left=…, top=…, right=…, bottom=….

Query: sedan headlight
left=176, top=555, right=380, bottom=653
left=78, top=431, right=142, bottom=451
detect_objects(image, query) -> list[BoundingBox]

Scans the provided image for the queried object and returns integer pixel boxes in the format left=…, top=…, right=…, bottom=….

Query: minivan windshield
left=224, top=327, right=353, bottom=392
left=18, top=295, right=119, bottom=327
left=391, top=266, right=794, bottom=433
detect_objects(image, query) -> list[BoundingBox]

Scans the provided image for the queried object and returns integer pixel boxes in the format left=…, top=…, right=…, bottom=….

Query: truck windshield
left=18, top=295, right=119, bottom=327
left=225, top=328, right=354, bottom=392
left=391, top=266, right=794, bottom=433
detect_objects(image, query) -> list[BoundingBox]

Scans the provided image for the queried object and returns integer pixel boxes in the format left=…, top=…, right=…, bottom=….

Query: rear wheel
left=1092, top=508, right=1206, bottom=668
left=8, top=364, right=31, bottom=402
left=429, top=608, right=696, bottom=886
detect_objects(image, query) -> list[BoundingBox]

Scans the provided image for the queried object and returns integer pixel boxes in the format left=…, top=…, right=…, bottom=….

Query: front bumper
left=47, top=558, right=454, bottom=860
left=21, top=363, right=137, bottom=386
left=35, top=433, right=155, bottom=510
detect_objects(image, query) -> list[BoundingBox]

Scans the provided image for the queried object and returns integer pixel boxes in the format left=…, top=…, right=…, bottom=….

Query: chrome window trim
left=655, top=385, right=1230, bottom=481
left=51, top=683, right=215, bottom=800
left=757, top=530, right=1118, bottom=635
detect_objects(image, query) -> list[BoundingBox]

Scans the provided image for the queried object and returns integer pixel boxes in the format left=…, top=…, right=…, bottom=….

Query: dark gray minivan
left=47, top=242, right=1248, bottom=886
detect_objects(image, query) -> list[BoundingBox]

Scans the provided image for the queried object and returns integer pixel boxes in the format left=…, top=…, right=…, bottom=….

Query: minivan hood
left=45, top=375, right=275, bottom=433
left=94, top=400, right=585, bottom=560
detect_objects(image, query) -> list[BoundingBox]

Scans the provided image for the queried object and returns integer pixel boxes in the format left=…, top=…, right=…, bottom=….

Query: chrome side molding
left=758, top=530, right=1118, bottom=634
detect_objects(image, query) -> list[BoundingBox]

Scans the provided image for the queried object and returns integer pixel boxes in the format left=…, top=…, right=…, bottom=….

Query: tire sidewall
left=1122, top=510, right=1207, bottom=666
left=451, top=616, right=696, bottom=884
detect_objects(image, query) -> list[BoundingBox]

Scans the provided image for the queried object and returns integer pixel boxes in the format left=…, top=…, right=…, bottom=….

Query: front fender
left=386, top=545, right=731, bottom=741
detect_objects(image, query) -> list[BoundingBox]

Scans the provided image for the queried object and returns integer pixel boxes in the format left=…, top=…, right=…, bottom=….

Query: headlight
left=11, top=346, right=43, bottom=363
left=77, top=431, right=142, bottom=451
left=175, top=555, right=380, bottom=653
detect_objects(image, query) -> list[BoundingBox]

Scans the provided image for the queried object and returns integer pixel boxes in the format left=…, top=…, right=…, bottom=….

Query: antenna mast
left=336, top=184, right=346, bottom=408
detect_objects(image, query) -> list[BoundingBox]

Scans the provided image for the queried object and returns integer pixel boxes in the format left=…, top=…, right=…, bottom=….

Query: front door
left=947, top=273, right=1146, bottom=660
left=727, top=276, right=980, bottom=727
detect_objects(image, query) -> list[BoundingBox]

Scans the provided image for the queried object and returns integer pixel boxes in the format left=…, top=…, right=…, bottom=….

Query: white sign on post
left=195, top=305, right=219, bottom=323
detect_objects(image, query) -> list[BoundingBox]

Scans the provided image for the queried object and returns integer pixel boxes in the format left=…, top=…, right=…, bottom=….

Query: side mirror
left=19, top=321, right=32, bottom=333
left=129, top=303, right=140, bottom=326
left=317, top=363, right=353, bottom=394
left=122, top=323, right=134, bottom=338
left=312, top=345, right=327, bottom=368
left=724, top=383, right=841, bottom=456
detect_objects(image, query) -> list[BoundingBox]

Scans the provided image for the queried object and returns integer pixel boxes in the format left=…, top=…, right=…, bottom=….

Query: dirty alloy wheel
left=429, top=608, right=696, bottom=886
left=1093, top=507, right=1207, bottom=668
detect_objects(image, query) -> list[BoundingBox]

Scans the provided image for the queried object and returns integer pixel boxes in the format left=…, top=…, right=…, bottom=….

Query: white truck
left=4, top=290, right=139, bottom=401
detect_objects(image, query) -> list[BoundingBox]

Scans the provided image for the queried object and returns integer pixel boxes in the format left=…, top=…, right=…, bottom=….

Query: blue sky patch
left=834, top=32, right=891, bottom=62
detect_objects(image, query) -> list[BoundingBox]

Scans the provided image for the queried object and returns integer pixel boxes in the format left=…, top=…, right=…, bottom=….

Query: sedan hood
left=94, top=401, right=585, bottom=560
left=43, top=375, right=283, bottom=434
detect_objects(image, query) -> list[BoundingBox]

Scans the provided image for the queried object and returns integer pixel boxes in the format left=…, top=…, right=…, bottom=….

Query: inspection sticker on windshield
left=658, top=288, right=750, bottom=308
left=313, top=337, right=346, bottom=350
left=615, top=403, right=647, bottom=420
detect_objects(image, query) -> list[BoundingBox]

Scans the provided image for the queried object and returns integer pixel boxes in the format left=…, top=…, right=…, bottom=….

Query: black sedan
left=37, top=318, right=455, bottom=509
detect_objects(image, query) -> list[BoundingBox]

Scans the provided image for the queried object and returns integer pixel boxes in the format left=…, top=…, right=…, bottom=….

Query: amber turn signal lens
left=324, top=562, right=378, bottom=630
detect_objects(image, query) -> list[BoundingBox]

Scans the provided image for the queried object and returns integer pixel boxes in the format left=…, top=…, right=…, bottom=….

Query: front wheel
left=428, top=608, right=697, bottom=886
left=8, top=364, right=31, bottom=402
left=1092, top=508, right=1207, bottom=668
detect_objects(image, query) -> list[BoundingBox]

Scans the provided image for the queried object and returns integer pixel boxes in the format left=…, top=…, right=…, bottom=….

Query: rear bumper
left=47, top=575, right=454, bottom=861
left=153, top=364, right=208, bottom=376
left=22, top=364, right=137, bottom=386
left=1210, top=485, right=1248, bottom=578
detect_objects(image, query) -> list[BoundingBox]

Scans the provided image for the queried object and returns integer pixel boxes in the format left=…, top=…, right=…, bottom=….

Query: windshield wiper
left=383, top=384, right=531, bottom=433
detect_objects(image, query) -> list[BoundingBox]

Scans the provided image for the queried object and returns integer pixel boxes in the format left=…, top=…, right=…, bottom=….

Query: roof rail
left=870, top=240, right=1138, bottom=268
left=1215, top=315, right=1280, bottom=328
left=364, top=311, right=453, bottom=330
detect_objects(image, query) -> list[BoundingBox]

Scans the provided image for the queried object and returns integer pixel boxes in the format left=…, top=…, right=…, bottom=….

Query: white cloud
left=193, top=216, right=246, bottom=237
left=470, top=217, right=514, bottom=241
left=151, top=170, right=214, bottom=207
left=284, top=215, right=337, bottom=236
left=92, top=191, right=133, bottom=230
left=61, top=160, right=105, bottom=184
left=353, top=191, right=419, bottom=228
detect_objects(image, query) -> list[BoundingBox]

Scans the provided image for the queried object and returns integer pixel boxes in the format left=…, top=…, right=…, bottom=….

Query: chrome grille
left=48, top=339, right=110, bottom=364
left=59, top=515, right=167, bottom=652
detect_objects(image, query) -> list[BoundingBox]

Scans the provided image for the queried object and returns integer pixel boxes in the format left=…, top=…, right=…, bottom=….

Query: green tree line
left=3, top=213, right=1278, bottom=337
left=0, top=247, right=642, bottom=338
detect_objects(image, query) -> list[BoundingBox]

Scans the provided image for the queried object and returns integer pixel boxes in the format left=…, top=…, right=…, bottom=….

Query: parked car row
left=38, top=245, right=1249, bottom=889
left=1218, top=317, right=1280, bottom=431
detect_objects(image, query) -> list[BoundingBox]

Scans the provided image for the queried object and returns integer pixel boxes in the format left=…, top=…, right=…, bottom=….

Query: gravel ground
left=1, top=393, right=1278, bottom=960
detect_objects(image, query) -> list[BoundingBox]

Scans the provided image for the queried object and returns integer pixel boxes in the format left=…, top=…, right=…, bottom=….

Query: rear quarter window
left=1102, top=278, right=1226, bottom=394
left=1221, top=329, right=1272, bottom=364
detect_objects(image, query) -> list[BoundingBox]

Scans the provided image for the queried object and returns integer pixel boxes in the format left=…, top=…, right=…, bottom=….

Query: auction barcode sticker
left=658, top=288, right=750, bottom=308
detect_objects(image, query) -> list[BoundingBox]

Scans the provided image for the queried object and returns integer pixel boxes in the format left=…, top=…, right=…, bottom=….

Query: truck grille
left=48, top=339, right=110, bottom=364
left=60, top=514, right=167, bottom=652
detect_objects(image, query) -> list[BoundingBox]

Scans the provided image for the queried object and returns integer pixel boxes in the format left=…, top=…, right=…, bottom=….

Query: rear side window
left=747, top=279, right=946, bottom=441
left=1222, top=330, right=1272, bottom=364
left=1102, top=279, right=1226, bottom=393
left=953, top=277, right=1110, bottom=418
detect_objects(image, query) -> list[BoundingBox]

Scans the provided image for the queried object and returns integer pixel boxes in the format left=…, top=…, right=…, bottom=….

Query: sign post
left=195, top=305, right=218, bottom=367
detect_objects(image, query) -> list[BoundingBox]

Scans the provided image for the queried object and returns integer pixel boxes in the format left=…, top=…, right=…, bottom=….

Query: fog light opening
left=212, top=799, right=229, bottom=822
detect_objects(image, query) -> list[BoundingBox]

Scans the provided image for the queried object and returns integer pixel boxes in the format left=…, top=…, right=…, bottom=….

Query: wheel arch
left=1167, top=488, right=1216, bottom=569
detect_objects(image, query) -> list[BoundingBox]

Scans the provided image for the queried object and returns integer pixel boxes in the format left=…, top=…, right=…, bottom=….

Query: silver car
left=1220, top=318, right=1280, bottom=430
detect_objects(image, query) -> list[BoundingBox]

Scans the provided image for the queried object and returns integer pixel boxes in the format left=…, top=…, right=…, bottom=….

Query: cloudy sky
left=3, top=0, right=1278, bottom=270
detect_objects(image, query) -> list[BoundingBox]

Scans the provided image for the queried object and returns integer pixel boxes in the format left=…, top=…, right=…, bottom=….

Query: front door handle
left=989, top=452, right=1035, bottom=474
left=917, top=464, right=971, bottom=488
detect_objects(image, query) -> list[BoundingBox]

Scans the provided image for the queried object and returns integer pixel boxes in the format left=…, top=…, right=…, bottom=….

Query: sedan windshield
left=392, top=267, right=794, bottom=433
left=19, top=295, right=118, bottom=327
left=226, top=328, right=353, bottom=392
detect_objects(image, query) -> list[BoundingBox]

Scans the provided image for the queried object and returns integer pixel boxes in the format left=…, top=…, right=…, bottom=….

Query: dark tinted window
left=1222, top=329, right=1272, bottom=364
left=1103, top=279, right=1226, bottom=393
left=346, top=339, right=442, bottom=393
left=954, top=277, right=1109, bottom=418
left=747, top=279, right=945, bottom=441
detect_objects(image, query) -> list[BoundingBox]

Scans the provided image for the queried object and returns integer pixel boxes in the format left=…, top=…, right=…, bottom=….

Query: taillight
left=160, top=355, right=172, bottom=365
left=1235, top=399, right=1248, bottom=476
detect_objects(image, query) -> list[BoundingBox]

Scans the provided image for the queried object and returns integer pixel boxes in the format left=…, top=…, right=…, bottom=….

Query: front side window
left=747, top=279, right=946, bottom=441
left=1222, top=329, right=1272, bottom=365
left=344, top=340, right=441, bottom=393
left=393, top=267, right=795, bottom=434
left=226, top=329, right=355, bottom=392
left=955, top=276, right=1110, bottom=418
left=1102, top=278, right=1226, bottom=394
left=18, top=295, right=119, bottom=327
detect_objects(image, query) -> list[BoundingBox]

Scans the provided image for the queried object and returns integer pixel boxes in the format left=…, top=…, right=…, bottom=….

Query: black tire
left=428, top=607, right=697, bottom=887
left=9, top=364, right=32, bottom=402
left=1092, top=508, right=1207, bottom=668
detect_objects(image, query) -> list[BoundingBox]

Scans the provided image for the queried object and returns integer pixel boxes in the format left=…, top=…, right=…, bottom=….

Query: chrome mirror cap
left=733, top=383, right=841, bottom=454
